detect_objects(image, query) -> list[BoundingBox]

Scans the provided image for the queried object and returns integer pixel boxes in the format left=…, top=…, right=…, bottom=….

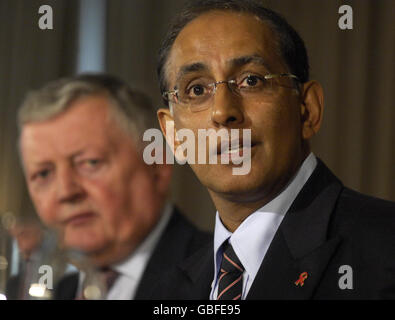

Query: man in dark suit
left=156, top=0, right=395, bottom=299
left=18, top=73, right=211, bottom=299
left=55, top=207, right=209, bottom=300
left=6, top=218, right=45, bottom=300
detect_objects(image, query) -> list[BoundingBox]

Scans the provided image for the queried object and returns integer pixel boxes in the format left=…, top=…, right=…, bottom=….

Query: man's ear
left=300, top=80, right=324, bottom=140
left=157, top=107, right=177, bottom=150
left=157, top=107, right=173, bottom=140
left=157, top=107, right=186, bottom=163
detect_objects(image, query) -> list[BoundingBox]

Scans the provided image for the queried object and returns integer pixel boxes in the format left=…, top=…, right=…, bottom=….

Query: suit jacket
left=161, top=159, right=395, bottom=299
left=5, top=251, right=45, bottom=300
left=54, top=208, right=212, bottom=299
left=6, top=274, right=21, bottom=300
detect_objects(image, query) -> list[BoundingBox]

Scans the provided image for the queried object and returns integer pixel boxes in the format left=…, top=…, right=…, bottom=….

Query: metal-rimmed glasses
left=162, top=73, right=300, bottom=112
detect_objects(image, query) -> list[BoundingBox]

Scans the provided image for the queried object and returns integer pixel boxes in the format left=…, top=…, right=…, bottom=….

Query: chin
left=63, top=230, right=107, bottom=254
left=206, top=171, right=264, bottom=197
left=210, top=180, right=264, bottom=200
left=199, top=160, right=282, bottom=202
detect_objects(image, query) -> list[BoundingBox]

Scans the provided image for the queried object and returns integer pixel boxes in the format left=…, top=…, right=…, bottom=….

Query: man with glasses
left=157, top=0, right=395, bottom=299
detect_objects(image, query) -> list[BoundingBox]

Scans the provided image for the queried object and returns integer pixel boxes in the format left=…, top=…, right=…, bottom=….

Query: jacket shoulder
left=335, top=188, right=395, bottom=227
left=340, top=188, right=395, bottom=214
left=330, top=187, right=395, bottom=255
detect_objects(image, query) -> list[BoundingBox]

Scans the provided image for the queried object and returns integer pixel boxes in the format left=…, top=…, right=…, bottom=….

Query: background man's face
left=21, top=95, right=164, bottom=265
left=9, top=223, right=43, bottom=260
left=163, top=11, right=306, bottom=203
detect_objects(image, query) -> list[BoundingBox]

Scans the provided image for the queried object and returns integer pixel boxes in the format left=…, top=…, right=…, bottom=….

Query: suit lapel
left=246, top=230, right=341, bottom=299
left=176, top=241, right=214, bottom=299
left=135, top=209, right=189, bottom=299
left=135, top=208, right=212, bottom=299
left=54, top=272, right=79, bottom=299
left=247, top=159, right=344, bottom=299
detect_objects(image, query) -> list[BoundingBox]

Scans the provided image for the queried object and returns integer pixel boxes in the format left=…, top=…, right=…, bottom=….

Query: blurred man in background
left=6, top=216, right=45, bottom=299
left=8, top=217, right=44, bottom=261
left=18, top=73, right=211, bottom=299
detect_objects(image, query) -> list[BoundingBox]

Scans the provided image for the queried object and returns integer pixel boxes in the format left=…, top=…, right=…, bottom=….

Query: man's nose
left=210, top=84, right=244, bottom=127
left=56, top=167, right=84, bottom=203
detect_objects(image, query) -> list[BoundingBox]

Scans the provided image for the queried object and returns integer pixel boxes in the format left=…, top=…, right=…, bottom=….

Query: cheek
left=174, top=111, right=209, bottom=131
left=85, top=179, right=124, bottom=219
left=123, top=172, right=158, bottom=217
left=85, top=170, right=157, bottom=229
left=256, top=99, right=301, bottom=142
left=29, top=188, right=58, bottom=226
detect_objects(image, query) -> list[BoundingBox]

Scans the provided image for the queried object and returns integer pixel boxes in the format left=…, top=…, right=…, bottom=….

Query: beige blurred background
left=0, top=0, right=394, bottom=233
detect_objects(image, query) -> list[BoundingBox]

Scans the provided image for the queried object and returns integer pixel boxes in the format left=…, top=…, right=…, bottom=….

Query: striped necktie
left=217, top=242, right=244, bottom=300
left=77, top=267, right=119, bottom=299
left=99, top=267, right=119, bottom=294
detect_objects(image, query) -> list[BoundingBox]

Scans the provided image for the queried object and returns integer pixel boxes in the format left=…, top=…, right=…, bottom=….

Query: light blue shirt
left=210, top=153, right=318, bottom=300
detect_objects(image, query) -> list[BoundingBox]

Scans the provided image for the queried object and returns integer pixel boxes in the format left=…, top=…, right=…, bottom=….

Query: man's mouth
left=217, top=140, right=257, bottom=157
left=63, top=212, right=97, bottom=227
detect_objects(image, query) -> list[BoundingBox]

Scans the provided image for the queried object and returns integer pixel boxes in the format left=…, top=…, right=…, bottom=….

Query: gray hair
left=17, top=73, right=158, bottom=149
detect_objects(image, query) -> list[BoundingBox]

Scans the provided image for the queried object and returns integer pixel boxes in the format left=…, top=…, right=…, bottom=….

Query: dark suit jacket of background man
left=159, top=159, right=395, bottom=299
left=54, top=208, right=212, bottom=299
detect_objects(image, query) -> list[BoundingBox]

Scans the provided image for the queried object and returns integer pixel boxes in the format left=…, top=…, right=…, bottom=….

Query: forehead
left=20, top=95, right=127, bottom=161
left=166, top=10, right=284, bottom=83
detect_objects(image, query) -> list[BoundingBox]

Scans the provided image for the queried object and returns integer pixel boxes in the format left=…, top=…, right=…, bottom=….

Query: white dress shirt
left=77, top=202, right=173, bottom=300
left=210, top=153, right=317, bottom=300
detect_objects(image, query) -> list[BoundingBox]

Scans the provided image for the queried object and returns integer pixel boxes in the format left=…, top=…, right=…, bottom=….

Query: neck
left=209, top=191, right=276, bottom=233
left=210, top=149, right=311, bottom=233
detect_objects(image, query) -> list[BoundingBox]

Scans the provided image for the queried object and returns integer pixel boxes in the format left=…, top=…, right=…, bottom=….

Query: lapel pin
left=295, top=272, right=308, bottom=287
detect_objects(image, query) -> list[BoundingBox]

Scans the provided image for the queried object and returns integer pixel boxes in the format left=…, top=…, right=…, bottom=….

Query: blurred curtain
left=0, top=0, right=79, bottom=220
left=106, top=0, right=394, bottom=231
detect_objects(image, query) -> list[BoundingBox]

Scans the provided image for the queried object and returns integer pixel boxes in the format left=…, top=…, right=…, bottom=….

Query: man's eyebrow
left=175, top=62, right=208, bottom=87
left=228, top=55, right=270, bottom=70
left=31, top=161, right=53, bottom=168
left=71, top=150, right=86, bottom=159
left=173, top=55, right=269, bottom=88
left=31, top=150, right=86, bottom=168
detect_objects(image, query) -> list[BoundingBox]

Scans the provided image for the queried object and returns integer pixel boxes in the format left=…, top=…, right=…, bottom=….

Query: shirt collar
left=112, top=202, right=173, bottom=280
left=213, top=153, right=317, bottom=281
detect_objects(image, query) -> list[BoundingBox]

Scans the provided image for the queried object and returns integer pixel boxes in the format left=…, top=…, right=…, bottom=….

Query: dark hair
left=157, top=0, right=309, bottom=104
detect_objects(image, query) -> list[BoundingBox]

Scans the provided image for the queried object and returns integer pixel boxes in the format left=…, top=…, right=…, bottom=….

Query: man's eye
left=32, top=169, right=51, bottom=181
left=78, top=159, right=103, bottom=173
left=38, top=170, right=50, bottom=178
left=187, top=84, right=207, bottom=97
left=87, top=159, right=100, bottom=166
left=82, top=159, right=101, bottom=168
left=239, top=75, right=264, bottom=88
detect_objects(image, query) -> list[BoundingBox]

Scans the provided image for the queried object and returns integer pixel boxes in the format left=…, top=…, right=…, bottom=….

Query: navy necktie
left=217, top=242, right=244, bottom=300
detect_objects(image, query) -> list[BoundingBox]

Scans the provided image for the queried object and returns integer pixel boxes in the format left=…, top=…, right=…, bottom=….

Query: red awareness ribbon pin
left=294, top=272, right=308, bottom=286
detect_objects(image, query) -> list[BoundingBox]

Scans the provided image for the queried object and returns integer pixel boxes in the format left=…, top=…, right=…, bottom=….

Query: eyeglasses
left=162, top=73, right=300, bottom=112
